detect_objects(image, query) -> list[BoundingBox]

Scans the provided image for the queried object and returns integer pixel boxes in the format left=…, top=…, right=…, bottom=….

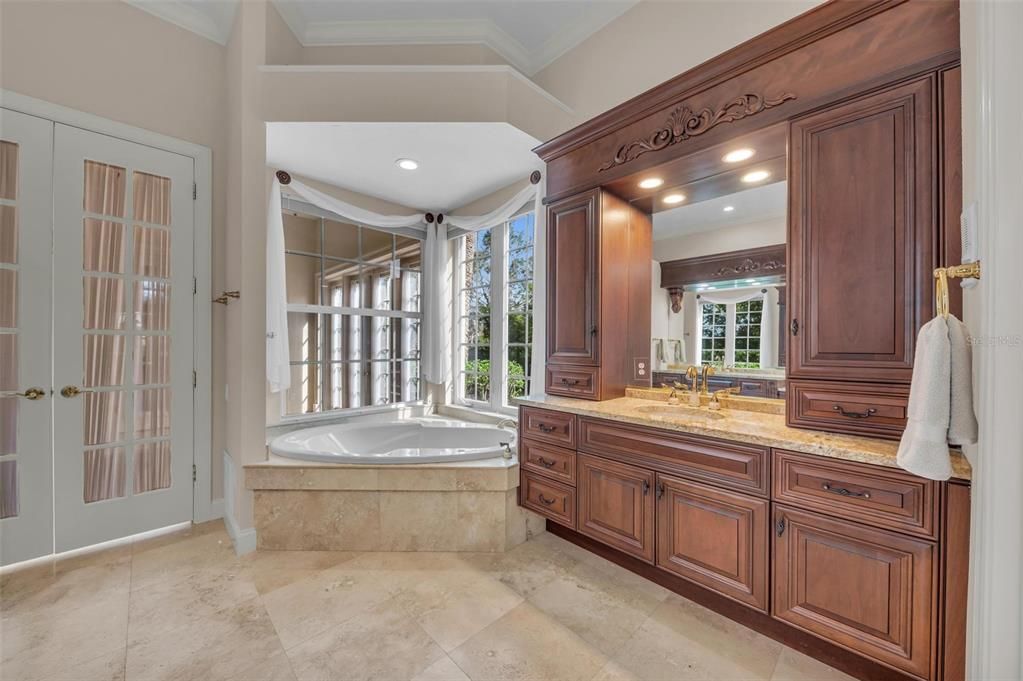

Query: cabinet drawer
left=520, top=470, right=575, bottom=528
left=787, top=380, right=910, bottom=440
left=546, top=365, right=600, bottom=399
left=737, top=379, right=769, bottom=398
left=773, top=506, right=935, bottom=679
left=520, top=440, right=576, bottom=486
left=773, top=449, right=937, bottom=539
left=519, top=406, right=576, bottom=448
left=657, top=474, right=769, bottom=611
left=578, top=417, right=769, bottom=497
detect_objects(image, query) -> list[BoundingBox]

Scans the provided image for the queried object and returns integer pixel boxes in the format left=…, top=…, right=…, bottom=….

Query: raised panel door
left=546, top=190, right=599, bottom=366
left=788, top=76, right=935, bottom=383
left=577, top=453, right=654, bottom=562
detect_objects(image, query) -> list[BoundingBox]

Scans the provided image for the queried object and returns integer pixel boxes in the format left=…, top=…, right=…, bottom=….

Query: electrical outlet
left=634, top=357, right=648, bottom=381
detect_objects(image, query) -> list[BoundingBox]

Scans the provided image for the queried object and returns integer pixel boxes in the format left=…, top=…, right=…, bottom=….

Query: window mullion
left=490, top=223, right=508, bottom=411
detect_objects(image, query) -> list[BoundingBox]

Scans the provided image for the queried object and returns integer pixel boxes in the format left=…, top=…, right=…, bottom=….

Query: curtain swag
left=267, top=169, right=545, bottom=394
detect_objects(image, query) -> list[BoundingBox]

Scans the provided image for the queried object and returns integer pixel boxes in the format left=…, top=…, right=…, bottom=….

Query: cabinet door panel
left=773, top=506, right=936, bottom=678
left=577, top=453, right=654, bottom=562
left=546, top=190, right=599, bottom=365
left=656, top=474, right=768, bottom=611
left=788, top=76, right=934, bottom=383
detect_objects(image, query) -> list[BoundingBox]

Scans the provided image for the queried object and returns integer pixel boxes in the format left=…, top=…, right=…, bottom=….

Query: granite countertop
left=517, top=394, right=972, bottom=481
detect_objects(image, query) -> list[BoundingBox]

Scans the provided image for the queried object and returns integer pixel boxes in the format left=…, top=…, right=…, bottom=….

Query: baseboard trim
left=546, top=521, right=916, bottom=681
left=222, top=505, right=257, bottom=556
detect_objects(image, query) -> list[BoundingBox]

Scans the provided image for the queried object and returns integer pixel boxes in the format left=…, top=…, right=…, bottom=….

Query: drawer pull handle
left=537, top=456, right=556, bottom=468
left=823, top=483, right=871, bottom=499
left=537, top=424, right=556, bottom=433
left=560, top=378, right=581, bottom=385
left=832, top=405, right=877, bottom=419
left=537, top=493, right=557, bottom=506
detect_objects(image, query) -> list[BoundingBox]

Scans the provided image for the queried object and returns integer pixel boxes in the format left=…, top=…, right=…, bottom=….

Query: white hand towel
left=947, top=315, right=979, bottom=445
left=897, top=317, right=953, bottom=480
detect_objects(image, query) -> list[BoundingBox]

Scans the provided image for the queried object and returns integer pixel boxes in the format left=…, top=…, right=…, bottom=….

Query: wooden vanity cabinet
left=656, top=473, right=769, bottom=611
left=577, top=453, right=655, bottom=563
left=545, top=189, right=651, bottom=400
left=773, top=505, right=937, bottom=679
left=786, top=76, right=936, bottom=439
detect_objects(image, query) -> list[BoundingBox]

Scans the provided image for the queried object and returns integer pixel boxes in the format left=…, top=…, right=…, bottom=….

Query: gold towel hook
left=933, top=262, right=981, bottom=319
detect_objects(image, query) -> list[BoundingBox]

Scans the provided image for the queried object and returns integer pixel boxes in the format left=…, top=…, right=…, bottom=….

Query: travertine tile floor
left=0, top=520, right=857, bottom=681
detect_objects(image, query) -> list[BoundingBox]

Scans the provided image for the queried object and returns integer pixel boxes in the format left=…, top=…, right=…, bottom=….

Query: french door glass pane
left=1, top=459, right=18, bottom=518
left=0, top=333, right=15, bottom=390
left=83, top=161, right=126, bottom=218
left=84, top=391, right=125, bottom=446
left=0, top=397, right=15, bottom=455
left=0, top=269, right=15, bottom=327
left=133, top=335, right=170, bottom=385
left=83, top=219, right=126, bottom=273
left=134, top=280, right=171, bottom=330
left=0, top=205, right=17, bottom=263
left=83, top=276, right=127, bottom=330
left=134, top=441, right=171, bottom=494
left=134, top=388, right=171, bottom=439
left=83, top=334, right=125, bottom=387
left=134, top=226, right=171, bottom=278
left=132, top=171, right=171, bottom=225
left=83, top=448, right=125, bottom=503
left=0, top=140, right=18, bottom=200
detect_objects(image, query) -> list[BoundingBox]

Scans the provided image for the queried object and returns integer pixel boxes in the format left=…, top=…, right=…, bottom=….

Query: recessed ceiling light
left=742, top=170, right=770, bottom=184
left=638, top=177, right=663, bottom=189
left=723, top=205, right=735, bottom=212
left=723, top=148, right=755, bottom=163
left=663, top=193, right=685, bottom=205
left=395, top=158, right=419, bottom=170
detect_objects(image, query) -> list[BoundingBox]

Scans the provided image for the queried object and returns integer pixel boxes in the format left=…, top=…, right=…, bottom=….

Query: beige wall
left=0, top=0, right=230, bottom=505
left=534, top=0, right=821, bottom=126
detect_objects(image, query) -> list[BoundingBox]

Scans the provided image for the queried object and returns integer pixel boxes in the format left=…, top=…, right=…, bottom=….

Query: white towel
left=897, top=317, right=953, bottom=480
left=947, top=315, right=979, bottom=445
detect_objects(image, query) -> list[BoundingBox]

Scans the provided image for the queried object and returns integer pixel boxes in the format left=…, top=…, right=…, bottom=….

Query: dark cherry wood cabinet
left=773, top=505, right=936, bottom=679
left=656, top=473, right=768, bottom=611
left=545, top=189, right=651, bottom=400
left=577, top=453, right=655, bottom=563
left=788, top=75, right=935, bottom=385
left=546, top=190, right=600, bottom=366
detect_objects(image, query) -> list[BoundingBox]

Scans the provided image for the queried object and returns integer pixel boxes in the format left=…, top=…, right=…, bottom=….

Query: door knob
left=60, top=385, right=94, bottom=398
left=3, top=387, right=47, bottom=400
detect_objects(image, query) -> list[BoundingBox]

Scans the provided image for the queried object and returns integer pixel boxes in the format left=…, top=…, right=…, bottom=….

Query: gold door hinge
left=192, top=463, right=197, bottom=483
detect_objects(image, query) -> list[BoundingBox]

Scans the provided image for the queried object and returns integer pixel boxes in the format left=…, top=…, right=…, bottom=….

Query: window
left=698, top=297, right=764, bottom=368
left=282, top=209, right=422, bottom=416
left=456, top=212, right=535, bottom=412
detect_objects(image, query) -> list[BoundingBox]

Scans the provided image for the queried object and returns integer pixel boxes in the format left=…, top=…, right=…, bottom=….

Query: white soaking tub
left=268, top=418, right=517, bottom=464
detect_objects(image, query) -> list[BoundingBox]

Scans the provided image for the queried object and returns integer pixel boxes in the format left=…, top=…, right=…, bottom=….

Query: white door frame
left=0, top=90, right=216, bottom=525
left=961, top=1, right=1023, bottom=679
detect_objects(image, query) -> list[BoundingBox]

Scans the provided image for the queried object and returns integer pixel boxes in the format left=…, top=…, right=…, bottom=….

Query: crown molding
left=122, top=0, right=237, bottom=45
left=268, top=1, right=637, bottom=76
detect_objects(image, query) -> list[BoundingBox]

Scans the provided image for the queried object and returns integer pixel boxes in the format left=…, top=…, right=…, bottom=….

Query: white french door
left=51, top=125, right=194, bottom=552
left=0, top=111, right=196, bottom=564
left=0, top=109, right=55, bottom=566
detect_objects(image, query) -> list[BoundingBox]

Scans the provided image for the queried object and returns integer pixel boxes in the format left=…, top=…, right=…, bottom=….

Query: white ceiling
left=125, top=0, right=637, bottom=75
left=266, top=122, right=542, bottom=212
left=652, top=181, right=787, bottom=241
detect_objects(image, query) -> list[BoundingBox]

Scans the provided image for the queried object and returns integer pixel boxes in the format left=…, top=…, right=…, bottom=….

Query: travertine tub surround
left=246, top=456, right=545, bottom=552
left=518, top=391, right=972, bottom=480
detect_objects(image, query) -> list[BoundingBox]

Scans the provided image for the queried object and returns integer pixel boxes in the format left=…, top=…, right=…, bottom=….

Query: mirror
left=650, top=178, right=787, bottom=399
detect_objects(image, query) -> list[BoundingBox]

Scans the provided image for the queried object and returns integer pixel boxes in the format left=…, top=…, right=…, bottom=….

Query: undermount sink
left=637, top=404, right=726, bottom=421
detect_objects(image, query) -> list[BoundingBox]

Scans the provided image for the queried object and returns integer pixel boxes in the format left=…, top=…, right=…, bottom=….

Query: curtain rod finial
left=425, top=212, right=435, bottom=223
left=530, top=170, right=542, bottom=185
left=275, top=170, right=292, bottom=185
left=437, top=213, right=444, bottom=224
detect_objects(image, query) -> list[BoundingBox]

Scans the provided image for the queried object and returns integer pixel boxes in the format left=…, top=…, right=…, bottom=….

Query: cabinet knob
left=590, top=325, right=598, bottom=335
left=790, top=318, right=800, bottom=336
left=776, top=518, right=787, bottom=537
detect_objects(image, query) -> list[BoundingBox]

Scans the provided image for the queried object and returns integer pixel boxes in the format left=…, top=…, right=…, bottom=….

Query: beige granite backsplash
left=517, top=394, right=971, bottom=481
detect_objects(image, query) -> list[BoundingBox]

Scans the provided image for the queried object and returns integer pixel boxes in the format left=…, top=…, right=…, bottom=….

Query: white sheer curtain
left=421, top=221, right=449, bottom=386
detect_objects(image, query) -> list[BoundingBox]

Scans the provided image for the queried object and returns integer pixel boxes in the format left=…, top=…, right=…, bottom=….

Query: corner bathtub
left=268, top=419, right=517, bottom=464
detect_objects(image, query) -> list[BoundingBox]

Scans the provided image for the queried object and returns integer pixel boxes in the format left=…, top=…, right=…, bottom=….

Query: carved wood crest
left=598, top=92, right=797, bottom=172
left=714, top=258, right=785, bottom=277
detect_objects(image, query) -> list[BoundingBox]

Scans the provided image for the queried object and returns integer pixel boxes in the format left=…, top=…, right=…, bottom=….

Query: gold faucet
left=685, top=366, right=699, bottom=391
left=700, top=365, right=715, bottom=394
